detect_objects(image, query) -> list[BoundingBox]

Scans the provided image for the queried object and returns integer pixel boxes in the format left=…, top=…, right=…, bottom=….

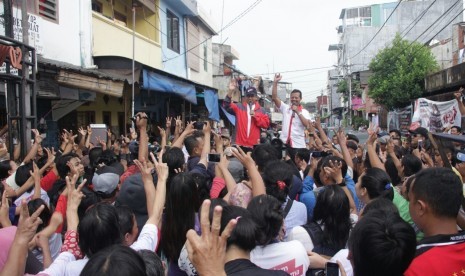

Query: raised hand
left=228, top=78, right=237, bottom=91
left=78, top=127, right=87, bottom=137
left=16, top=200, right=45, bottom=245
left=231, top=146, right=256, bottom=170
left=186, top=200, right=237, bottom=276
left=151, top=152, right=168, bottom=182
left=166, top=117, right=173, bottom=129
left=66, top=174, right=86, bottom=211
left=274, top=73, right=282, bottom=83
left=32, top=129, right=43, bottom=144
left=324, top=160, right=343, bottom=183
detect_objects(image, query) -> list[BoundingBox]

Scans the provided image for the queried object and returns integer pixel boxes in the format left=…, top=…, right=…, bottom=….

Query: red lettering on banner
left=272, top=259, right=304, bottom=276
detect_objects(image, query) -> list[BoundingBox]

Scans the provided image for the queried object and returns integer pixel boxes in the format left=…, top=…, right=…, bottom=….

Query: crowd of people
left=0, top=75, right=464, bottom=276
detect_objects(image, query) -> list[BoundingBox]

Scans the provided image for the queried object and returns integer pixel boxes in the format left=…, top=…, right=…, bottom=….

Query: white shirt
left=279, top=102, right=311, bottom=148
left=14, top=188, right=50, bottom=207
left=251, top=240, right=310, bottom=276
left=40, top=223, right=159, bottom=276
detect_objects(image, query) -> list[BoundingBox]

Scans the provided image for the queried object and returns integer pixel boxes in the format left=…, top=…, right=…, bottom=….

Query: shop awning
left=204, top=89, right=220, bottom=121
left=142, top=69, right=197, bottom=104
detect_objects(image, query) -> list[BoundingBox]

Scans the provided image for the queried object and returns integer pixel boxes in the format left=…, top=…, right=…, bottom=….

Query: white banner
left=411, top=98, right=461, bottom=132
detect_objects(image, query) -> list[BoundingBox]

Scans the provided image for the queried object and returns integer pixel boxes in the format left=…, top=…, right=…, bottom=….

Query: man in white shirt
left=272, top=74, right=311, bottom=160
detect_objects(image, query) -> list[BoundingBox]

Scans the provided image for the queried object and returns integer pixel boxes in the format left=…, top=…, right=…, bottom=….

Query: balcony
left=92, top=12, right=162, bottom=69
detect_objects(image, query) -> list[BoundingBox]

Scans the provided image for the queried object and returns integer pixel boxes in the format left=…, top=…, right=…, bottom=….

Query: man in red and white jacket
left=223, top=80, right=270, bottom=148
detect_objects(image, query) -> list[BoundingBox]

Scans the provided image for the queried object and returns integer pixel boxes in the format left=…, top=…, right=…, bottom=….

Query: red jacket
left=223, top=96, right=270, bottom=147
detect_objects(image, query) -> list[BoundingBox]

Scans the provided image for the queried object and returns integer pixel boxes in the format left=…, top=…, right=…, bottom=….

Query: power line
left=349, top=0, right=403, bottom=60
left=163, top=0, right=264, bottom=63
left=252, top=66, right=333, bottom=76
left=411, top=0, right=461, bottom=43
left=400, top=0, right=437, bottom=39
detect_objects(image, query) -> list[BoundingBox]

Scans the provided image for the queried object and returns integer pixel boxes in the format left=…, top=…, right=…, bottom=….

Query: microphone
left=249, top=101, right=254, bottom=111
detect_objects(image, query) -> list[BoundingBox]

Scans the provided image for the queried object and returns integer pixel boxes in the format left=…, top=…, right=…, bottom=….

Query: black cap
left=245, top=87, right=257, bottom=96
left=347, top=133, right=359, bottom=144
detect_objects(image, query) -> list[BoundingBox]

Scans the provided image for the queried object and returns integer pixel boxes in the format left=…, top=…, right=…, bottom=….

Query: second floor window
left=167, top=10, right=180, bottom=53
left=38, top=0, right=58, bottom=22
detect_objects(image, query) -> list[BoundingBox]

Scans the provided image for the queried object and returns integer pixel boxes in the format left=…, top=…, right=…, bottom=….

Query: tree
left=337, top=79, right=363, bottom=102
left=368, top=33, right=438, bottom=110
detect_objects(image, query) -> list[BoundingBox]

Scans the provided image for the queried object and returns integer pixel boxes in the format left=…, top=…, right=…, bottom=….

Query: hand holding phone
left=325, top=262, right=340, bottom=276
left=207, top=153, right=221, bottom=163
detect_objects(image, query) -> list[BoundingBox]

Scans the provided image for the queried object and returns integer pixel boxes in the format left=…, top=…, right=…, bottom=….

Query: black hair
left=78, top=203, right=123, bottom=257
left=251, top=144, right=280, bottom=172
left=451, top=125, right=462, bottom=133
left=162, top=147, right=186, bottom=182
left=290, top=89, right=302, bottom=99
left=15, top=162, right=33, bottom=187
left=81, top=245, right=146, bottom=276
left=27, top=198, right=51, bottom=233
left=247, top=195, right=283, bottom=246
left=116, top=205, right=136, bottom=236
left=295, top=148, right=310, bottom=164
left=389, top=129, right=402, bottom=138
left=411, top=167, right=463, bottom=218
left=384, top=158, right=401, bottom=186
left=362, top=198, right=399, bottom=217
left=312, top=185, right=351, bottom=251
left=0, top=160, right=13, bottom=180
left=97, top=150, right=119, bottom=166
left=55, top=153, right=79, bottom=179
left=138, top=250, right=164, bottom=276
left=216, top=205, right=257, bottom=252
left=401, top=154, right=422, bottom=177
left=88, top=147, right=104, bottom=169
left=348, top=213, right=416, bottom=276
left=262, top=160, right=292, bottom=203
left=161, top=172, right=200, bottom=262
left=314, top=156, right=348, bottom=186
left=184, top=135, right=201, bottom=156
left=77, top=186, right=102, bottom=220
left=360, top=168, right=394, bottom=201
left=191, top=172, right=211, bottom=203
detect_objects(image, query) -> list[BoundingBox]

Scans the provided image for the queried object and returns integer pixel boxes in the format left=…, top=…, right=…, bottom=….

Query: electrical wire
left=349, top=0, right=403, bottom=60
left=400, top=0, right=437, bottom=39
left=163, top=0, right=263, bottom=63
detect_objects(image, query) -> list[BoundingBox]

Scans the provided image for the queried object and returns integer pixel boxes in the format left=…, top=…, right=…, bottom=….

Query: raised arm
left=454, top=87, right=465, bottom=115
left=136, top=112, right=149, bottom=162
left=148, top=152, right=168, bottom=227
left=172, top=121, right=195, bottom=149
left=231, top=146, right=266, bottom=197
left=272, top=73, right=282, bottom=108
left=366, top=131, right=385, bottom=170
left=336, top=129, right=354, bottom=169
left=197, top=122, right=211, bottom=168
left=23, top=129, right=43, bottom=164
left=223, top=78, right=238, bottom=114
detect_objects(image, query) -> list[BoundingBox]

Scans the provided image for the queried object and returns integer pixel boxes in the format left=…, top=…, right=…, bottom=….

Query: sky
left=197, top=0, right=402, bottom=102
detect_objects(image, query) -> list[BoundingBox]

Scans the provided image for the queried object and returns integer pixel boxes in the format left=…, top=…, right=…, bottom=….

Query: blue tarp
left=220, top=105, right=236, bottom=125
left=142, top=69, right=197, bottom=104
left=204, top=89, right=219, bottom=122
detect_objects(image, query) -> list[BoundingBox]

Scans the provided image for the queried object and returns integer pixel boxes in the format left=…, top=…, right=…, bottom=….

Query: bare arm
left=216, top=155, right=236, bottom=202
left=272, top=73, right=282, bottom=108
left=366, top=132, right=385, bottom=170
left=136, top=112, right=149, bottom=162
left=172, top=122, right=195, bottom=149
left=386, top=139, right=403, bottom=176
left=197, top=122, right=211, bottom=168
left=147, top=153, right=168, bottom=227
left=454, top=88, right=465, bottom=115
left=336, top=129, right=354, bottom=169
left=314, top=117, right=330, bottom=144
left=231, top=146, right=266, bottom=197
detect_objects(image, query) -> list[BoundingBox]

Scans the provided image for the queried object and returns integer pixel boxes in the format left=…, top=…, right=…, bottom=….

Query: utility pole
left=21, top=0, right=32, bottom=154
left=347, top=58, right=352, bottom=127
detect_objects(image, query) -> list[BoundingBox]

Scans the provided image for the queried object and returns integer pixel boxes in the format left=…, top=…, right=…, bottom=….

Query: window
left=91, top=1, right=102, bottom=13
left=38, top=0, right=58, bottom=22
left=114, top=10, right=127, bottom=27
left=167, top=10, right=180, bottom=53
left=203, top=41, right=208, bottom=71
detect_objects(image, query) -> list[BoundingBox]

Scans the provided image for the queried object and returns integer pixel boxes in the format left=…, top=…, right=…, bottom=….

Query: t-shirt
left=404, top=231, right=465, bottom=276
left=225, top=258, right=290, bottom=276
left=40, top=223, right=159, bottom=276
left=282, top=197, right=307, bottom=235
left=14, top=188, right=50, bottom=207
left=279, top=102, right=311, bottom=149
left=251, top=240, right=309, bottom=276
left=391, top=189, right=423, bottom=240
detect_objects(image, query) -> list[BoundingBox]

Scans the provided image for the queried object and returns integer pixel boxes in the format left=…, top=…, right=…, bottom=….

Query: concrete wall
left=188, top=23, right=214, bottom=86
left=430, top=38, right=453, bottom=70
left=339, top=0, right=463, bottom=73
left=159, top=0, right=189, bottom=78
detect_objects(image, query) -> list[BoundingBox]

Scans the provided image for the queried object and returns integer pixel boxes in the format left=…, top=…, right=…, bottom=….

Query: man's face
left=451, top=127, right=460, bottom=135
left=412, top=134, right=424, bottom=147
left=290, top=92, right=301, bottom=106
left=246, top=94, right=257, bottom=103
left=222, top=137, right=230, bottom=147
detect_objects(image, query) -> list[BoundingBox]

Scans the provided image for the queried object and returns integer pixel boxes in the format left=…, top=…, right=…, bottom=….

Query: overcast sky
left=198, top=0, right=461, bottom=102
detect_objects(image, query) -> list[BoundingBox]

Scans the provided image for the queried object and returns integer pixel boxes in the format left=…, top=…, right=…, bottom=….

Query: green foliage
left=337, top=79, right=363, bottom=102
left=352, top=116, right=369, bottom=129
left=368, top=33, right=438, bottom=110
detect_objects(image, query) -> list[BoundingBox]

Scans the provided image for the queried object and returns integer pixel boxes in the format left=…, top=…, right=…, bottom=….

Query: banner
left=388, top=106, right=412, bottom=135
left=411, top=98, right=461, bottom=132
